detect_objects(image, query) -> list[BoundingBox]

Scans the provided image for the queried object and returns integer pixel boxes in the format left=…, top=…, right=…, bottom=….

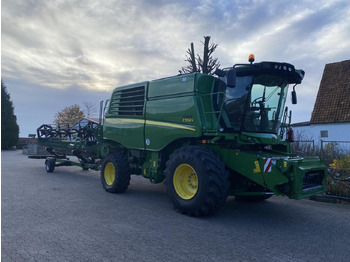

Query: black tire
left=45, top=159, right=55, bottom=173
left=101, top=153, right=131, bottom=193
left=235, top=195, right=272, bottom=202
left=165, top=146, right=230, bottom=217
left=82, top=166, right=89, bottom=171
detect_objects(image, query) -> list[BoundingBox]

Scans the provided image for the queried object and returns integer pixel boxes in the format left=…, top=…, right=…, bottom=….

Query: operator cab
left=216, top=55, right=304, bottom=134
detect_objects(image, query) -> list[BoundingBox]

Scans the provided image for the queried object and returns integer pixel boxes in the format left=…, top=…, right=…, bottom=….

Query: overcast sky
left=2, top=0, right=350, bottom=136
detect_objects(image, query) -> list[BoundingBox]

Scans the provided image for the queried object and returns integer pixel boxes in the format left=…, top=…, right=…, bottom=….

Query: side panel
left=145, top=96, right=201, bottom=151
left=103, top=118, right=145, bottom=149
left=103, top=82, right=148, bottom=150
left=145, top=74, right=202, bottom=151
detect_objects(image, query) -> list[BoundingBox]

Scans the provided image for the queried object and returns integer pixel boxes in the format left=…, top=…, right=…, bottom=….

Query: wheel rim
left=104, top=162, right=115, bottom=186
left=173, top=164, right=198, bottom=200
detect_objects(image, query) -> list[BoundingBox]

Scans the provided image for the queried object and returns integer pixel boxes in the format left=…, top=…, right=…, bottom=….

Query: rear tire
left=165, top=146, right=230, bottom=216
left=101, top=153, right=131, bottom=193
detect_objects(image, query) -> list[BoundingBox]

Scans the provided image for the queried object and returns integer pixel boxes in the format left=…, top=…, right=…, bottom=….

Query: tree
left=179, top=36, right=221, bottom=75
left=1, top=80, right=20, bottom=149
left=82, top=101, right=97, bottom=118
left=54, top=104, right=85, bottom=127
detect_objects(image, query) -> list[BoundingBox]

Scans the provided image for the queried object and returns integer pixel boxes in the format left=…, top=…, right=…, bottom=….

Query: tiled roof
left=310, top=60, right=350, bottom=123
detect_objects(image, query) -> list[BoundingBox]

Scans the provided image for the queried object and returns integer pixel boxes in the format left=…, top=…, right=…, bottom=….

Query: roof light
left=248, top=54, right=255, bottom=64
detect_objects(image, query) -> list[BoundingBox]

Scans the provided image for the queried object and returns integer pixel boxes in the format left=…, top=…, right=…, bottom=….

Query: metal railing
left=291, top=139, right=350, bottom=199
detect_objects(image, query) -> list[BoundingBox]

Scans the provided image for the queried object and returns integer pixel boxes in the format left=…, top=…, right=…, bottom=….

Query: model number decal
left=182, top=117, right=194, bottom=123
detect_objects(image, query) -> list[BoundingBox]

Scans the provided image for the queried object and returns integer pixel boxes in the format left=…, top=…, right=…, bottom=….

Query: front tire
left=101, top=153, right=131, bottom=193
left=165, top=146, right=230, bottom=216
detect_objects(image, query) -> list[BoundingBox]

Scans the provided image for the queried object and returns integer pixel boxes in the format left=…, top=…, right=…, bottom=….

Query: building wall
left=293, top=122, right=350, bottom=144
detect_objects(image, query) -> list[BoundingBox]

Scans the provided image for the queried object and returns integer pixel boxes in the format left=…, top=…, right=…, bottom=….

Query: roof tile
left=310, top=60, right=350, bottom=123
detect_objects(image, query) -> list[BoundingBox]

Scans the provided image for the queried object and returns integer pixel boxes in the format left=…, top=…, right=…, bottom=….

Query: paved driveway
left=2, top=150, right=350, bottom=261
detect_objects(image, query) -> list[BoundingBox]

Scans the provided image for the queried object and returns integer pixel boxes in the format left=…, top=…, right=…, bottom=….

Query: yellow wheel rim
left=173, top=164, right=198, bottom=200
left=104, top=162, right=115, bottom=186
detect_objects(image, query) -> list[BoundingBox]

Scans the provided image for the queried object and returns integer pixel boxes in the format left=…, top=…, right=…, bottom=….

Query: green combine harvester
left=32, top=55, right=326, bottom=216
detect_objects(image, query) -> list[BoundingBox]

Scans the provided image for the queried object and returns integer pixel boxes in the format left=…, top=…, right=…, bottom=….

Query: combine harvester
left=31, top=55, right=327, bottom=216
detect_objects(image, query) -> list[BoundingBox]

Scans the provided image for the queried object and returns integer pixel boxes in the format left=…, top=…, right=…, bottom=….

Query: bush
left=327, top=156, right=350, bottom=198
left=291, top=136, right=350, bottom=198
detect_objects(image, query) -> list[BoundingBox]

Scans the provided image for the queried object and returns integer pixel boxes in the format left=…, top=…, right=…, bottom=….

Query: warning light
left=248, top=54, right=255, bottom=64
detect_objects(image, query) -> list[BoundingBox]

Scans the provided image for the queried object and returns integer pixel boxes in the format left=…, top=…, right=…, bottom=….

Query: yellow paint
left=182, top=117, right=194, bottom=123
left=105, top=118, right=196, bottom=132
left=146, top=120, right=196, bottom=131
left=173, top=164, right=198, bottom=200
left=253, top=161, right=261, bottom=173
left=104, top=162, right=115, bottom=185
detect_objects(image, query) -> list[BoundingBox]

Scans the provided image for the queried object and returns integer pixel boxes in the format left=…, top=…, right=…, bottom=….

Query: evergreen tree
left=1, top=80, right=20, bottom=149
left=179, top=36, right=221, bottom=75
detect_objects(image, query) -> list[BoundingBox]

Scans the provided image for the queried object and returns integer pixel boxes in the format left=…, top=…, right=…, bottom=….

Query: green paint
left=38, top=60, right=326, bottom=205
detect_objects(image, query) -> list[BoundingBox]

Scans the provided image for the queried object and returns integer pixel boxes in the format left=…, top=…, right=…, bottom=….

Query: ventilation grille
left=109, top=86, right=145, bottom=116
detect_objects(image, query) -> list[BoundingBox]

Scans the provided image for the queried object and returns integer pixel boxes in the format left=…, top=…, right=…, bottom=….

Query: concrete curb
left=309, top=194, right=350, bottom=204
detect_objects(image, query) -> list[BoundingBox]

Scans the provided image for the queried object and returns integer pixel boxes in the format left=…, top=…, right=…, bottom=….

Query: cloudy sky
left=2, top=0, right=350, bottom=136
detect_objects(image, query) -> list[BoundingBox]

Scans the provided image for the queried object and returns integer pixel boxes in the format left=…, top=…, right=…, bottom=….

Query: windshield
left=224, top=74, right=289, bottom=134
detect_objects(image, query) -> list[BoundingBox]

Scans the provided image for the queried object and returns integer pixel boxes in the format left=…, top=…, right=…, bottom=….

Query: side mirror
left=214, top=68, right=226, bottom=77
left=291, top=90, right=297, bottom=104
left=226, top=69, right=236, bottom=88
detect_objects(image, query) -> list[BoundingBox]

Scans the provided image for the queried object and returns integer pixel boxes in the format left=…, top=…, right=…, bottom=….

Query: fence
left=320, top=140, right=350, bottom=199
left=291, top=140, right=350, bottom=199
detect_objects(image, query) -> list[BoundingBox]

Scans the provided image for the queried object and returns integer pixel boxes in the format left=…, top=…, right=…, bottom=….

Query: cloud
left=1, top=0, right=350, bottom=135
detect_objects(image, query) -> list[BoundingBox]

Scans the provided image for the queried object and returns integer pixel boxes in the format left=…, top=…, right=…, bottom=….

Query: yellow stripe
left=146, top=120, right=196, bottom=131
left=105, top=118, right=196, bottom=132
left=105, top=118, right=143, bottom=124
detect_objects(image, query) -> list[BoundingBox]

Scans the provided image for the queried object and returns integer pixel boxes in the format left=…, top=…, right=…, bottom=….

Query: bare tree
left=179, top=36, right=220, bottom=75
left=82, top=101, right=97, bottom=118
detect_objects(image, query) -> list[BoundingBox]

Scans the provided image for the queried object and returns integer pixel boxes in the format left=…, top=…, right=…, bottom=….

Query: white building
left=292, top=60, right=350, bottom=146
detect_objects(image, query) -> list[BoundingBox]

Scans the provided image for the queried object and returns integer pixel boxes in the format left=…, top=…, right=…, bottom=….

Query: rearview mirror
left=226, top=69, right=236, bottom=88
left=214, top=68, right=226, bottom=77
left=291, top=90, right=297, bottom=104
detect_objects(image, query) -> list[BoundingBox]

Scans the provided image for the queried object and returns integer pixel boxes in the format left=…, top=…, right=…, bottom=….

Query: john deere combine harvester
left=33, top=55, right=326, bottom=216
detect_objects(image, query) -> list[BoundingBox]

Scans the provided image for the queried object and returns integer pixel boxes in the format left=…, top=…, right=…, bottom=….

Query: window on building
left=320, top=130, right=328, bottom=138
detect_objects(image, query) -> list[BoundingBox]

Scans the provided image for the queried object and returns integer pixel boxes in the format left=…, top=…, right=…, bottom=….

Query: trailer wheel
left=165, top=146, right=230, bottom=216
left=45, top=159, right=55, bottom=173
left=101, top=153, right=131, bottom=193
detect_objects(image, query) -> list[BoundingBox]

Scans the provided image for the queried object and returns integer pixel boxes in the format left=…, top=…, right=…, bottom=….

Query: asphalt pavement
left=2, top=150, right=350, bottom=261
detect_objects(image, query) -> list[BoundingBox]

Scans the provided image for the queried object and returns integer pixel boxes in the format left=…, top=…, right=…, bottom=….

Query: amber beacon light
left=248, top=54, right=255, bottom=63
